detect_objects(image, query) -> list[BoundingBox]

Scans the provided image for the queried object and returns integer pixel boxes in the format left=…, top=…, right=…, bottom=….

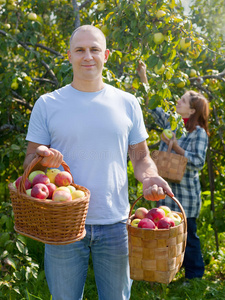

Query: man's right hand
left=36, top=145, right=63, bottom=168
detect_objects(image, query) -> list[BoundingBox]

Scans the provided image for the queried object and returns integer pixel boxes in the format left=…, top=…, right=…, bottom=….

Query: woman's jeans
left=183, top=218, right=205, bottom=279
left=44, top=222, right=132, bottom=300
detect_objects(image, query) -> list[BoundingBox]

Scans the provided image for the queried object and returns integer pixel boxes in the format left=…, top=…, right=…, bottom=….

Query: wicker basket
left=8, top=155, right=90, bottom=245
left=126, top=195, right=187, bottom=284
left=151, top=140, right=188, bottom=183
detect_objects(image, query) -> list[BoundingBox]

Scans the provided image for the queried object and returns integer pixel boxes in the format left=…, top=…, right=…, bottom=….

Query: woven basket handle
left=18, top=155, right=74, bottom=195
left=128, top=194, right=187, bottom=233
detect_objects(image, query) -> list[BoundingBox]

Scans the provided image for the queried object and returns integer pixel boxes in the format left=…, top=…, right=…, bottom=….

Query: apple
left=71, top=190, right=85, bottom=200
left=31, top=183, right=49, bottom=199
left=28, top=170, right=45, bottom=184
left=158, top=205, right=171, bottom=216
left=67, top=185, right=76, bottom=193
left=146, top=208, right=165, bottom=226
left=189, top=69, right=197, bottom=77
left=26, top=188, right=32, bottom=196
left=46, top=183, right=57, bottom=199
left=0, top=0, right=6, bottom=5
left=11, top=81, right=19, bottom=90
left=134, top=207, right=148, bottom=219
left=157, top=217, right=175, bottom=229
left=153, top=32, right=165, bottom=44
left=180, top=38, right=191, bottom=50
left=162, top=129, right=173, bottom=139
left=3, top=24, right=11, bottom=29
left=131, top=218, right=141, bottom=227
left=97, top=3, right=105, bottom=11
left=138, top=218, right=156, bottom=229
left=15, top=176, right=32, bottom=190
left=167, top=212, right=182, bottom=225
left=54, top=186, right=71, bottom=193
left=46, top=168, right=61, bottom=183
left=32, top=174, right=50, bottom=186
left=154, top=64, right=165, bottom=75
left=54, top=171, right=73, bottom=187
left=156, top=10, right=166, bottom=18
left=177, top=80, right=186, bottom=88
left=28, top=12, right=37, bottom=21
left=165, top=70, right=173, bottom=80
left=52, top=190, right=72, bottom=202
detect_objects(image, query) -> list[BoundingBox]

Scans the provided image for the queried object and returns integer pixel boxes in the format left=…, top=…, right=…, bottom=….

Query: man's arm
left=23, top=141, right=63, bottom=171
left=128, top=140, right=174, bottom=200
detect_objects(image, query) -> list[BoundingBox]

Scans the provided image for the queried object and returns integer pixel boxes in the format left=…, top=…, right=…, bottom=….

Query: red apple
left=54, top=171, right=72, bottom=187
left=146, top=208, right=165, bottom=226
left=157, top=217, right=175, bottom=229
left=134, top=207, right=148, bottom=219
left=46, top=183, right=57, bottom=199
left=131, top=218, right=141, bottom=227
left=52, top=190, right=72, bottom=202
left=138, top=218, right=156, bottom=229
left=15, top=176, right=32, bottom=190
left=28, top=170, right=45, bottom=184
left=32, top=174, right=50, bottom=186
left=31, top=183, right=49, bottom=199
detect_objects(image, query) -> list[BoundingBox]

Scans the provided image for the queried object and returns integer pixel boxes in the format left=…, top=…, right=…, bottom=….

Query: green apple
left=189, top=69, right=197, bottom=77
left=97, top=3, right=105, bottom=11
left=3, top=24, right=11, bottom=29
left=156, top=10, right=166, bottom=18
left=26, top=188, right=32, bottom=196
left=165, top=70, right=173, bottom=80
left=0, top=0, right=6, bottom=5
left=167, top=212, right=181, bottom=226
left=28, top=12, right=37, bottom=21
left=158, top=205, right=171, bottom=216
left=154, top=64, right=165, bottom=75
left=28, top=170, right=45, bottom=184
left=177, top=80, right=186, bottom=88
left=163, top=129, right=173, bottom=139
left=131, top=218, right=141, bottom=227
left=153, top=32, right=165, bottom=44
left=11, top=81, right=19, bottom=90
left=180, top=38, right=191, bottom=50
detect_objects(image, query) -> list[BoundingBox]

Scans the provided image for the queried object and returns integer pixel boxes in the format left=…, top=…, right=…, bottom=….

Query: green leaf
left=148, top=94, right=161, bottom=109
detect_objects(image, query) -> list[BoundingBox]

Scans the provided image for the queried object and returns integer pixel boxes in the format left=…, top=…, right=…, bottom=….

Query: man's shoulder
left=105, top=83, right=136, bottom=101
left=41, top=84, right=71, bottom=99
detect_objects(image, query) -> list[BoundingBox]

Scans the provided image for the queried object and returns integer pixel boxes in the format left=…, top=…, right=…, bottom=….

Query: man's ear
left=104, top=49, right=110, bottom=63
left=67, top=50, right=71, bottom=63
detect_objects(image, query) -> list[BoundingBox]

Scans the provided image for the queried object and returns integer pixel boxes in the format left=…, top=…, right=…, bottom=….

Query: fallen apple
left=162, top=129, right=173, bottom=139
left=52, top=190, right=72, bottom=202
left=54, top=171, right=72, bottom=187
left=138, top=218, right=156, bottom=229
left=31, top=183, right=49, bottom=199
left=32, top=174, right=50, bottom=186
left=131, top=218, right=141, bottom=227
left=28, top=170, right=45, bottom=184
left=157, top=217, right=175, bottom=229
left=134, top=207, right=148, bottom=219
left=146, top=208, right=165, bottom=226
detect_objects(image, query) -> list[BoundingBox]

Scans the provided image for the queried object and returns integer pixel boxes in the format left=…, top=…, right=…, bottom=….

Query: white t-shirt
left=26, top=84, right=148, bottom=224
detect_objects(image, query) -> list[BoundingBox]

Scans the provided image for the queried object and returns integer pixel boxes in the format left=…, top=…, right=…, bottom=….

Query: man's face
left=68, top=28, right=109, bottom=83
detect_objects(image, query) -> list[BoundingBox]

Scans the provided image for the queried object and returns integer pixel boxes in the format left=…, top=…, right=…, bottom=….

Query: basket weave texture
left=151, top=140, right=188, bottom=183
left=8, top=156, right=90, bottom=245
left=126, top=195, right=187, bottom=284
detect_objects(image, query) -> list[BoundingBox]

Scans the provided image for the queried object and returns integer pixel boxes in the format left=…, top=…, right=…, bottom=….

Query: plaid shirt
left=150, top=108, right=208, bottom=218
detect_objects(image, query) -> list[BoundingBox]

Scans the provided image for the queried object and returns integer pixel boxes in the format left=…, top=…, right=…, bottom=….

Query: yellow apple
left=154, top=64, right=165, bottom=75
left=189, top=69, right=197, bottom=77
left=71, top=190, right=85, bottom=200
left=131, top=218, right=141, bottom=227
left=54, top=186, right=71, bottom=193
left=46, top=168, right=61, bottom=183
left=153, top=32, right=165, bottom=44
left=67, top=185, right=76, bottom=194
left=177, top=80, right=186, bottom=88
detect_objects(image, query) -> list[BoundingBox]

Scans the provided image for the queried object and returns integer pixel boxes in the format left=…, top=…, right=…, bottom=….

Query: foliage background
left=0, top=0, right=225, bottom=299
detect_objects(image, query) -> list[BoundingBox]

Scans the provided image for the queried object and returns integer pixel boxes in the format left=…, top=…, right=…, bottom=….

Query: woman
left=137, top=61, right=210, bottom=279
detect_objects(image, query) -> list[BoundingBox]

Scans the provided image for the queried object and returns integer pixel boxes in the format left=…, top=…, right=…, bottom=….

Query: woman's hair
left=186, top=90, right=210, bottom=136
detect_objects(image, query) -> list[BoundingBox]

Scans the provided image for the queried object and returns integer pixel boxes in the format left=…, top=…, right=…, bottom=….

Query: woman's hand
left=137, top=61, right=148, bottom=84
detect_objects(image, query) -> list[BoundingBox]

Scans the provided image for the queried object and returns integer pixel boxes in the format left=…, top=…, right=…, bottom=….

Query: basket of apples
left=8, top=155, right=90, bottom=245
left=126, top=195, right=187, bottom=284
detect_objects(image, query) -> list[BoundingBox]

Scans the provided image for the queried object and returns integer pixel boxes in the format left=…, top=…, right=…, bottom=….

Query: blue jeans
left=183, top=218, right=205, bottom=279
left=44, top=222, right=132, bottom=300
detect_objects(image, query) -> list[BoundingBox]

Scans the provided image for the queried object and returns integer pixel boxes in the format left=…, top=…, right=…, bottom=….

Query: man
left=23, top=25, right=173, bottom=300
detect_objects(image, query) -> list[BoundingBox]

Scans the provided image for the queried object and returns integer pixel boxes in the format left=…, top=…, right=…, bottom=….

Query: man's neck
left=71, top=79, right=105, bottom=92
